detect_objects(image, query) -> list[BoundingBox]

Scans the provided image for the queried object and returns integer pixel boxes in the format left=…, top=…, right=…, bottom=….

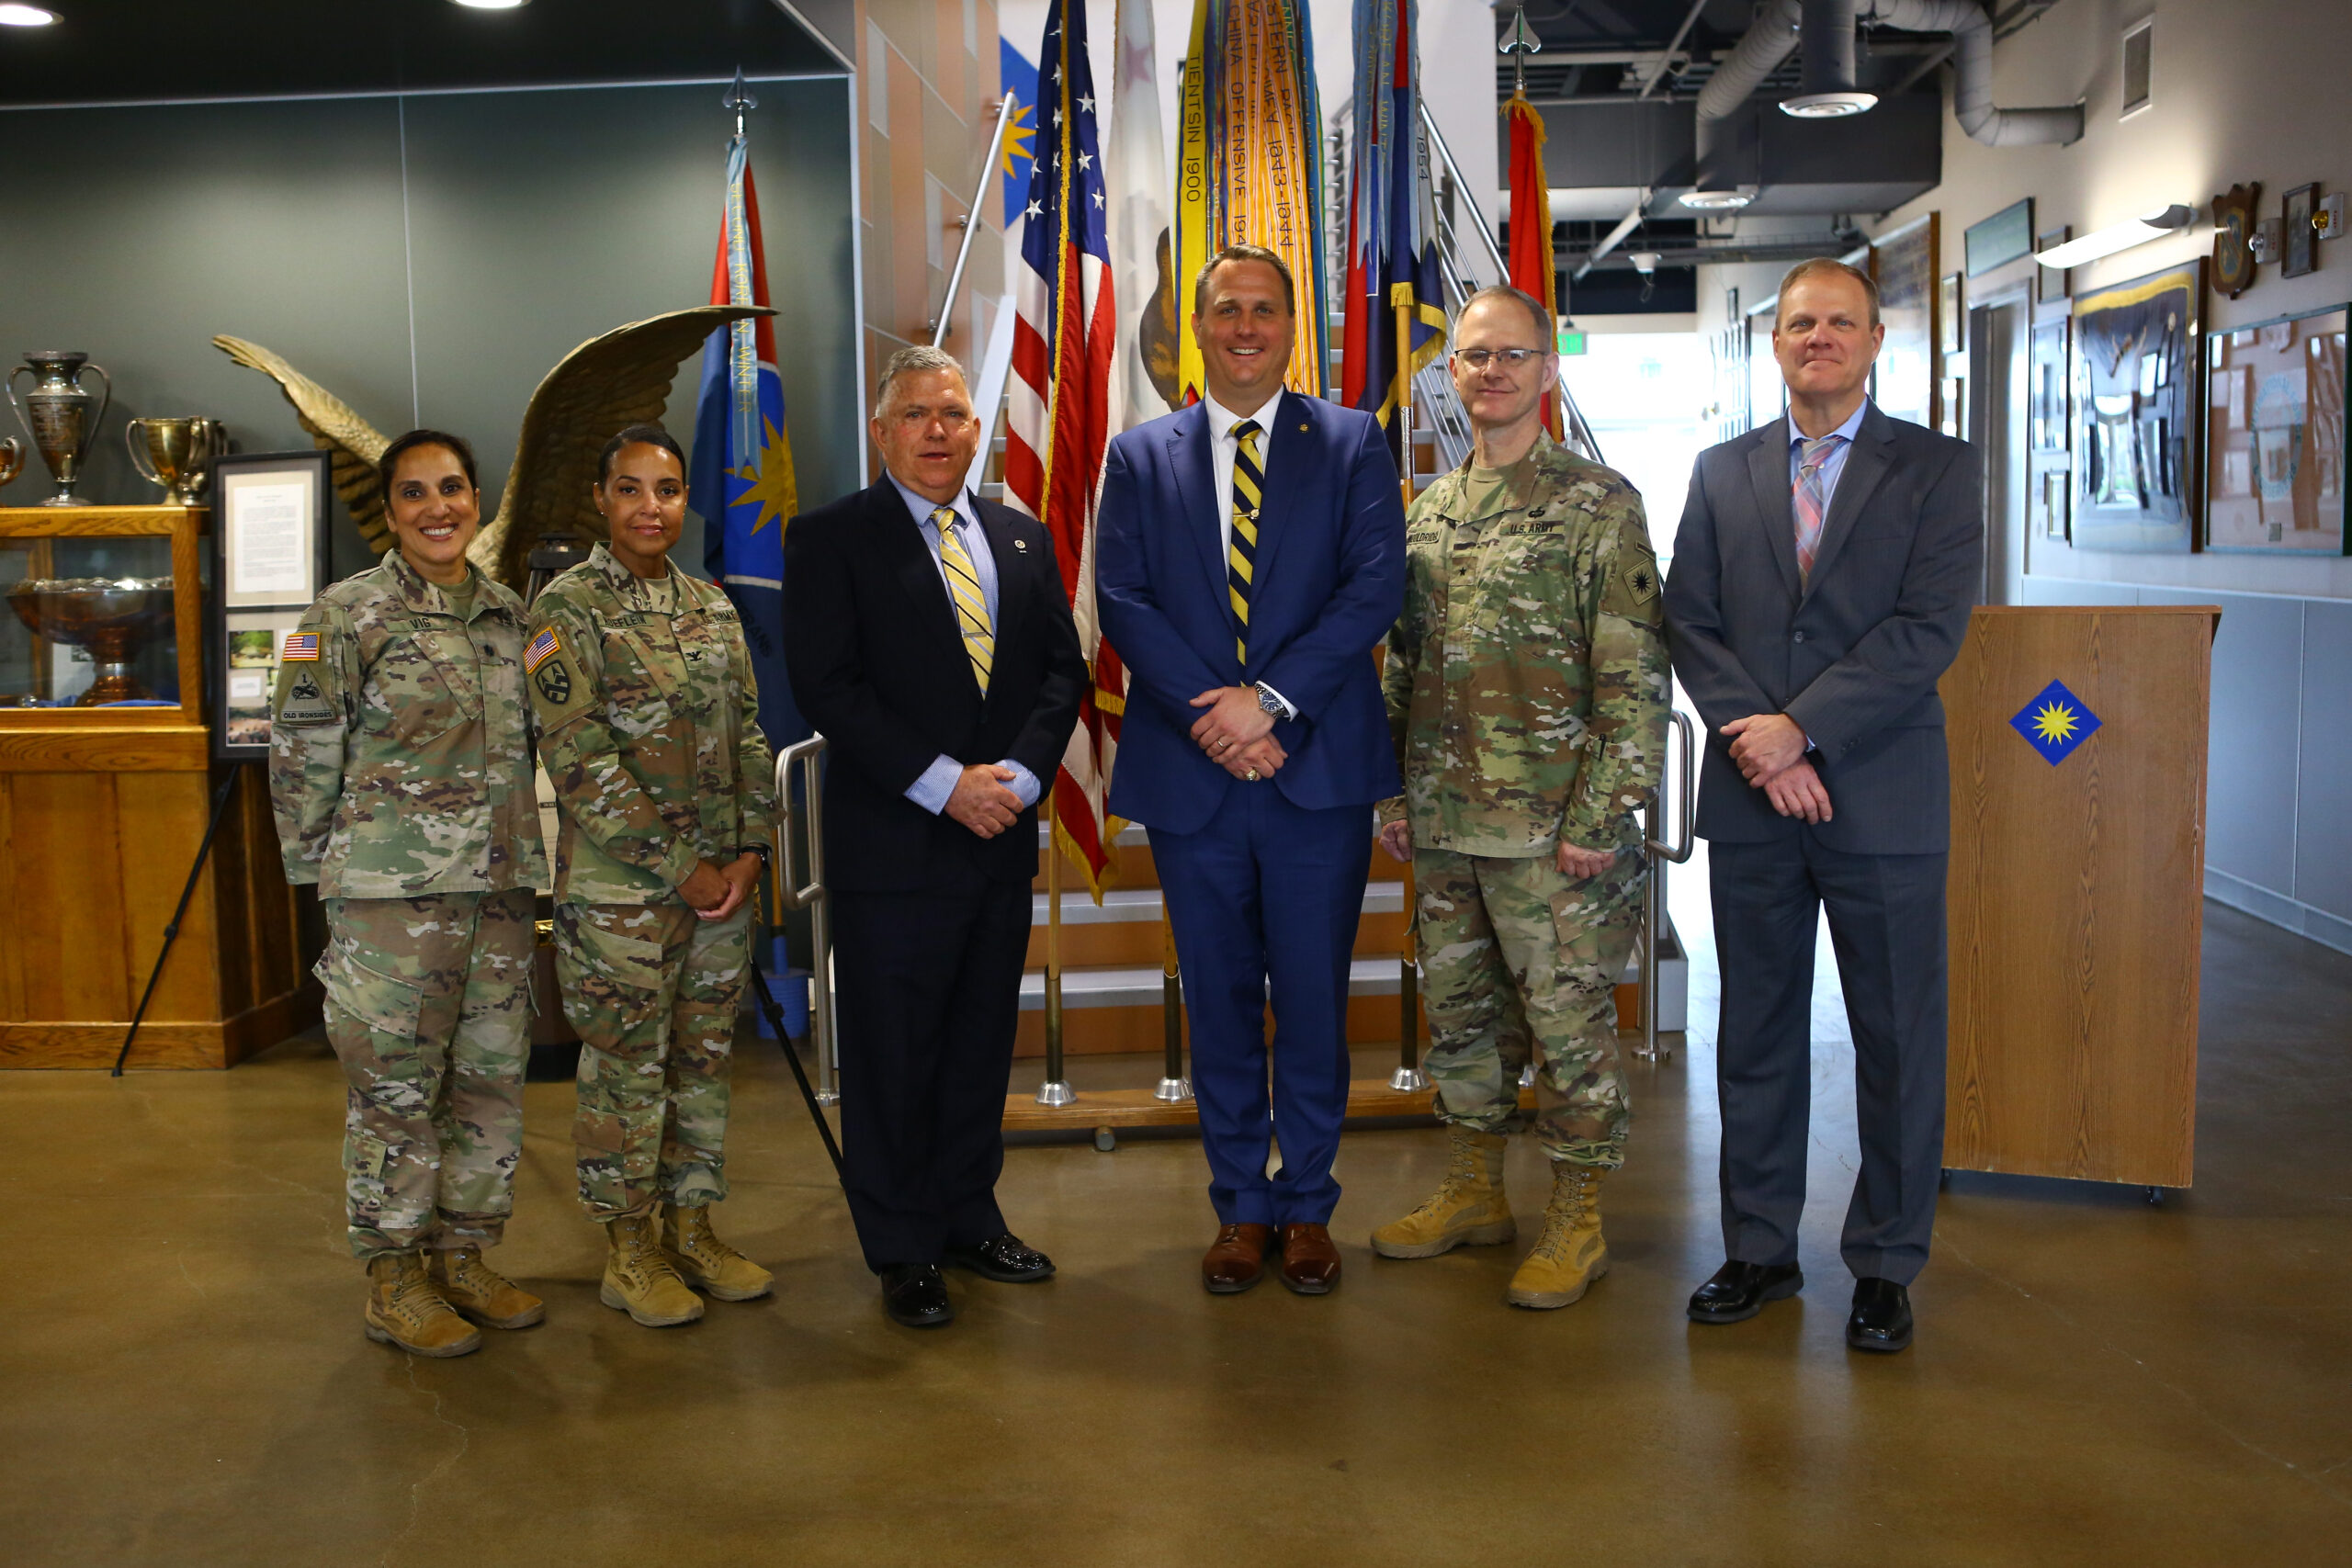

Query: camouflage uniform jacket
left=269, top=550, right=547, bottom=897
left=1382, top=434, right=1669, bottom=857
left=526, top=544, right=779, bottom=905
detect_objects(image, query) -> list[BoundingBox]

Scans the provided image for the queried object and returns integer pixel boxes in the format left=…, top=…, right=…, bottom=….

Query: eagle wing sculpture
left=211, top=334, right=396, bottom=551
left=470, top=303, right=775, bottom=585
left=213, top=303, right=775, bottom=585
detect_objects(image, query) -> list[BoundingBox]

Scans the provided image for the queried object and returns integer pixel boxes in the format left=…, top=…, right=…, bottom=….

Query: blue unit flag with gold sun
left=2010, top=679, right=2101, bottom=765
left=694, top=133, right=808, bottom=750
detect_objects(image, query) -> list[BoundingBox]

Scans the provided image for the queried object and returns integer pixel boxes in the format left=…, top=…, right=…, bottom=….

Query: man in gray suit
left=1663, top=257, right=1982, bottom=1353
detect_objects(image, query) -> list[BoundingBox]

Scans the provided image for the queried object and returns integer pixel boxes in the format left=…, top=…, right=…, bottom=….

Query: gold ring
left=1246, top=768, right=1259, bottom=782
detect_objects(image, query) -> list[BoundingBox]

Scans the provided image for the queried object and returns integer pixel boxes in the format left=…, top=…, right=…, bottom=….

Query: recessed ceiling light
left=1680, top=189, right=1754, bottom=210
left=448, top=0, right=530, bottom=9
left=1781, top=91, right=1878, bottom=118
left=0, top=5, right=62, bottom=26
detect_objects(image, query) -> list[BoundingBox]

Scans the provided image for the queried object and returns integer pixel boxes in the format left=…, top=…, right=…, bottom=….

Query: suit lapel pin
left=1014, top=538, right=1029, bottom=552
left=1297, top=423, right=1307, bottom=432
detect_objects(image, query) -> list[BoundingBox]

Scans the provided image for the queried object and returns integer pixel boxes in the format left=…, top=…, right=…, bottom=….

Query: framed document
left=209, top=449, right=333, bottom=761
left=2071, top=260, right=2204, bottom=553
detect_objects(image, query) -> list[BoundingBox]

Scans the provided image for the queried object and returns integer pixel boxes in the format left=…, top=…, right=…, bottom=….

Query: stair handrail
left=775, top=734, right=839, bottom=1106
left=964, top=297, right=1018, bottom=499
left=930, top=93, right=1020, bottom=348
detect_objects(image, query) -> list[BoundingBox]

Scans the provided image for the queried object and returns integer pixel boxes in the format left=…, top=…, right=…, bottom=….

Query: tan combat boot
left=1370, top=1128, right=1516, bottom=1258
left=1507, top=1162, right=1610, bottom=1309
left=665, top=1203, right=775, bottom=1302
left=600, top=1211, right=706, bottom=1327
left=364, top=1253, right=482, bottom=1358
left=432, top=1245, right=547, bottom=1329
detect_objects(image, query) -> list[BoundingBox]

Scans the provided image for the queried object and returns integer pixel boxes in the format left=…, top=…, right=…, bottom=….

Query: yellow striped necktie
left=933, top=505, right=994, bottom=694
left=1227, top=419, right=1263, bottom=666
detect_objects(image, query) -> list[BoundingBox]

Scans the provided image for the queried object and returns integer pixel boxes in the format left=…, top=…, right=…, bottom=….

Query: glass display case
left=0, top=505, right=204, bottom=725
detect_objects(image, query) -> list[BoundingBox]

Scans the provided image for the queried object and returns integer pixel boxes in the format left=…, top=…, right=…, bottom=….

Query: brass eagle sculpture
left=212, top=304, right=775, bottom=586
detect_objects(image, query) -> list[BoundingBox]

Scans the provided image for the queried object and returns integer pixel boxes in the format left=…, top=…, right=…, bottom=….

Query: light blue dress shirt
left=1786, top=398, right=1870, bottom=513
left=1782, top=399, right=1869, bottom=755
left=888, top=474, right=1042, bottom=816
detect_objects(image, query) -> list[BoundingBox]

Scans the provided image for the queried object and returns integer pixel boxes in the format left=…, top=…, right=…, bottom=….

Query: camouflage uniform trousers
left=317, top=889, right=537, bottom=1260
left=555, top=900, right=752, bottom=1219
left=1414, top=844, right=1646, bottom=1168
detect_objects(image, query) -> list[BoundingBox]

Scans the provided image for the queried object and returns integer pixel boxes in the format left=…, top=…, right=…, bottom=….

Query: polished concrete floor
left=5, top=884, right=2349, bottom=1566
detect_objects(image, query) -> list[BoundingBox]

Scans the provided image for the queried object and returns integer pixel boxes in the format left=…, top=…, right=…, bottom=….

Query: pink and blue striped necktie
left=1792, top=434, right=1845, bottom=585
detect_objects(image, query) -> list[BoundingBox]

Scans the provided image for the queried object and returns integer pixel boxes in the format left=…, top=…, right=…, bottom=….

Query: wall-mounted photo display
left=209, top=448, right=332, bottom=761
left=1872, top=213, right=1939, bottom=431
left=2204, top=303, right=2348, bottom=555
left=2070, top=259, right=2204, bottom=553
left=2030, top=316, right=2072, bottom=541
left=1965, top=197, right=2035, bottom=277
left=1746, top=292, right=1785, bottom=428
left=2282, top=184, right=2321, bottom=279
left=2036, top=227, right=2074, bottom=302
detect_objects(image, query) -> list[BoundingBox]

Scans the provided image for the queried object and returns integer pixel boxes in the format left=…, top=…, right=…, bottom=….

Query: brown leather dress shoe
left=1202, top=1224, right=1273, bottom=1293
left=1278, top=1223, right=1342, bottom=1295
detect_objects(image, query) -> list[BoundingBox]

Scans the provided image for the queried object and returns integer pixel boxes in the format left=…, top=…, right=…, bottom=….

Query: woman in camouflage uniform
left=525, top=424, right=778, bottom=1329
left=270, top=429, right=548, bottom=1358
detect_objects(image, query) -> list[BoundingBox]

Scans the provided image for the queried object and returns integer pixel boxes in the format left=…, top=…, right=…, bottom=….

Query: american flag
left=1004, top=0, right=1125, bottom=897
left=280, top=632, right=321, bottom=661
left=524, top=626, right=560, bottom=673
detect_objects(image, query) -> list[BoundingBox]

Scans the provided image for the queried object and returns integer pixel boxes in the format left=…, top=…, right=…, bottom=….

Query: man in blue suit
left=1097, top=243, right=1407, bottom=1297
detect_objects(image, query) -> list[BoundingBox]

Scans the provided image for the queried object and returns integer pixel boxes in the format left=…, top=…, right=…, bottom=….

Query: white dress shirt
left=1198, top=390, right=1297, bottom=718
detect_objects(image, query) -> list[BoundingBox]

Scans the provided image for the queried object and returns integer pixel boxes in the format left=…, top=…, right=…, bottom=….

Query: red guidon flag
left=1504, top=87, right=1561, bottom=436
left=1004, top=0, right=1125, bottom=897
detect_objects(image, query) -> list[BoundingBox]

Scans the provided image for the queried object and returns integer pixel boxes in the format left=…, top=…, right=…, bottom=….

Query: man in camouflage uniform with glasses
left=1371, top=287, right=1669, bottom=1309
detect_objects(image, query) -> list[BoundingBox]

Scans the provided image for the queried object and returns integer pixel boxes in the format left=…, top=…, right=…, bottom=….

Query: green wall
left=0, top=77, right=858, bottom=581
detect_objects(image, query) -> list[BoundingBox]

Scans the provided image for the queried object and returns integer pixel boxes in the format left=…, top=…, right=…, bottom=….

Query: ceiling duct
left=1693, top=0, right=2082, bottom=147
left=1785, top=0, right=1878, bottom=118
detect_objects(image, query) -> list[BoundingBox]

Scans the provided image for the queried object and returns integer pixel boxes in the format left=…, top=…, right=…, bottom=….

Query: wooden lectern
left=1939, top=605, right=2220, bottom=1191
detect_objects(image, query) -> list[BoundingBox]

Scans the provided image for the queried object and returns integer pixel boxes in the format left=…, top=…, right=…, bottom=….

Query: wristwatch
left=1253, top=682, right=1285, bottom=717
left=735, top=841, right=772, bottom=866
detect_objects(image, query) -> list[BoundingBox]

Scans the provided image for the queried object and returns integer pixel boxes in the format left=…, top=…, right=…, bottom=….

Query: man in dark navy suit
left=1097, top=244, right=1406, bottom=1297
left=785, top=346, right=1086, bottom=1330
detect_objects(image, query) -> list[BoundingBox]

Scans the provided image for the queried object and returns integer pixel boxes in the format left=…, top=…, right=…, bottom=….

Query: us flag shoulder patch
left=524, top=627, right=560, bottom=673
left=281, top=633, right=321, bottom=661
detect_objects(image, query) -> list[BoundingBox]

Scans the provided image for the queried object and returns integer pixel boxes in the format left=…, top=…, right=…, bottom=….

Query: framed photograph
left=1939, top=273, right=1964, bottom=356
left=2070, top=259, right=2204, bottom=553
left=2036, top=227, right=2073, bottom=301
left=1746, top=293, right=1786, bottom=428
left=2029, top=316, right=2071, bottom=544
left=209, top=449, right=333, bottom=761
left=1871, top=213, right=1939, bottom=430
left=2282, top=184, right=2319, bottom=279
left=2204, top=303, right=2348, bottom=554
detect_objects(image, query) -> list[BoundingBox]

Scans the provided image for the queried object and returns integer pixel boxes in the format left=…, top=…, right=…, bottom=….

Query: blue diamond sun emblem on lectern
left=2010, top=679, right=2102, bottom=766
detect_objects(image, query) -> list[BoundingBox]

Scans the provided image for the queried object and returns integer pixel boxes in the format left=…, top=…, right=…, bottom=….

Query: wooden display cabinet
left=0, top=504, right=316, bottom=1068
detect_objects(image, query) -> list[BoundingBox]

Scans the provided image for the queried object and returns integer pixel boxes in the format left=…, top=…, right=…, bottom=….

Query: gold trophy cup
left=125, top=417, right=226, bottom=505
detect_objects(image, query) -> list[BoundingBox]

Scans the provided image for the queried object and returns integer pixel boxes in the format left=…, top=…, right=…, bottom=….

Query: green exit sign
left=1557, top=330, right=1587, bottom=355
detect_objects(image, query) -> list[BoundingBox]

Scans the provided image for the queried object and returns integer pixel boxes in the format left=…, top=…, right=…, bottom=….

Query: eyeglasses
left=1453, top=347, right=1547, bottom=370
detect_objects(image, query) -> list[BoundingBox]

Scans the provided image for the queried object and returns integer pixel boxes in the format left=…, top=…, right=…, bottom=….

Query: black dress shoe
left=1687, top=1259, right=1804, bottom=1324
left=1846, top=1277, right=1914, bottom=1352
left=879, top=1263, right=955, bottom=1327
left=943, top=1233, right=1057, bottom=1282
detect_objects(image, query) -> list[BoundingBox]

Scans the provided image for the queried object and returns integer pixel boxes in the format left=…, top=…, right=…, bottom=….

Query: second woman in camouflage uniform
left=269, top=429, right=548, bottom=1359
left=1369, top=288, right=1669, bottom=1310
left=526, top=423, right=779, bottom=1329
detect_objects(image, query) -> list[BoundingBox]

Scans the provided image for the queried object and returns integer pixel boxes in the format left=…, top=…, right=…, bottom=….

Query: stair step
left=1031, top=881, right=1402, bottom=927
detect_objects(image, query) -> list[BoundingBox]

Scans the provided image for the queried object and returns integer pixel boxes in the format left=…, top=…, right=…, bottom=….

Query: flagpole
left=1156, top=908, right=1191, bottom=1101
left=1395, top=300, right=1417, bottom=503
left=1037, top=795, right=1076, bottom=1107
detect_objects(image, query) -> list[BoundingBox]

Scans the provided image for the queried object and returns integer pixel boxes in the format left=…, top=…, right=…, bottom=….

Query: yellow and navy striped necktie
left=1227, top=418, right=1264, bottom=666
left=933, top=505, right=994, bottom=694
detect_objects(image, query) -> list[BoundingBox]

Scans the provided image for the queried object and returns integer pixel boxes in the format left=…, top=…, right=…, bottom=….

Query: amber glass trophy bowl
left=6, top=577, right=175, bottom=705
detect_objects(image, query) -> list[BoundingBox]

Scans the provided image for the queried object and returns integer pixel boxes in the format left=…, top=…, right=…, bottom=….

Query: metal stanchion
left=775, top=736, right=838, bottom=1106
left=1390, top=851, right=1427, bottom=1092
left=1155, top=909, right=1191, bottom=1101
left=1035, top=796, right=1076, bottom=1106
left=1634, top=710, right=1696, bottom=1062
